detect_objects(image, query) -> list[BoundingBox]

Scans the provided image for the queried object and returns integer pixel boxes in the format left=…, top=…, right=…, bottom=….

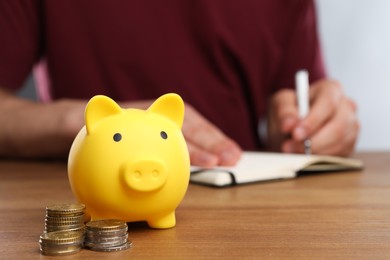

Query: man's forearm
left=0, top=89, right=85, bottom=159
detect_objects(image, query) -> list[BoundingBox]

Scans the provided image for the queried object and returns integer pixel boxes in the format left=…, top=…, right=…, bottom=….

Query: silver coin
left=85, top=233, right=128, bottom=243
left=45, top=224, right=84, bottom=231
left=85, top=229, right=128, bottom=238
left=85, top=241, right=132, bottom=252
left=84, top=237, right=129, bottom=248
left=45, top=226, right=85, bottom=233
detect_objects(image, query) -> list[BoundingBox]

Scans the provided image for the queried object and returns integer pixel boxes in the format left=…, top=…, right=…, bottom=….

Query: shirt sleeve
left=274, top=0, right=326, bottom=91
left=0, top=0, right=42, bottom=90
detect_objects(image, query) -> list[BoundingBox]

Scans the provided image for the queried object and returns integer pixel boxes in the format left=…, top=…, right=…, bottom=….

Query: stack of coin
left=39, top=230, right=85, bottom=256
left=45, top=203, right=86, bottom=232
left=84, top=219, right=131, bottom=252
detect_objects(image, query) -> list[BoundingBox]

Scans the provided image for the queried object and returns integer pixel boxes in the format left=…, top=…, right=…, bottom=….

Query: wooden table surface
left=1, top=152, right=390, bottom=259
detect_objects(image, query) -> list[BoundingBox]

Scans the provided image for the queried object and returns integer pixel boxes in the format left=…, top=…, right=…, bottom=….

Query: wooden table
left=1, top=153, right=390, bottom=259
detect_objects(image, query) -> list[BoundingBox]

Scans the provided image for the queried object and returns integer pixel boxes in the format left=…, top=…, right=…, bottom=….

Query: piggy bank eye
left=113, top=133, right=122, bottom=142
left=160, top=131, right=168, bottom=139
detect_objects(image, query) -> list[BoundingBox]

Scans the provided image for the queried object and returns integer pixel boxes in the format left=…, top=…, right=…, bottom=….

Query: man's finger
left=271, top=89, right=299, bottom=133
left=187, top=142, right=219, bottom=167
left=183, top=104, right=242, bottom=166
left=293, top=80, right=343, bottom=141
left=310, top=98, right=359, bottom=156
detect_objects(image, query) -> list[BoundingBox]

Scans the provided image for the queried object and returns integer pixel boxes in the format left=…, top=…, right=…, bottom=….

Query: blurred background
left=317, top=0, right=390, bottom=151
left=18, top=0, right=390, bottom=152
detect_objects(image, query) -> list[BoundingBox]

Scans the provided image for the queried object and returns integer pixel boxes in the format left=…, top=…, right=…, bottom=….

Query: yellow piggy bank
left=68, top=93, right=190, bottom=229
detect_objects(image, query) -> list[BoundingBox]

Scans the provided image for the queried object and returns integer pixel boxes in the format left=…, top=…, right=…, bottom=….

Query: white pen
left=295, top=70, right=311, bottom=155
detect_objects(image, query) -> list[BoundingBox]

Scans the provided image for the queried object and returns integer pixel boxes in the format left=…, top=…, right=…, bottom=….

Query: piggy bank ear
left=85, top=95, right=123, bottom=134
left=147, top=93, right=184, bottom=128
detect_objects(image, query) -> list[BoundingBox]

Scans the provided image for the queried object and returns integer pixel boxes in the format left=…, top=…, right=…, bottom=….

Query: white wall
left=316, top=0, right=390, bottom=151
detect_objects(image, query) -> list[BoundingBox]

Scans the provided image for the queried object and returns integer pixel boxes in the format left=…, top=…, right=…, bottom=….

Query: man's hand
left=182, top=103, right=242, bottom=167
left=268, top=79, right=360, bottom=156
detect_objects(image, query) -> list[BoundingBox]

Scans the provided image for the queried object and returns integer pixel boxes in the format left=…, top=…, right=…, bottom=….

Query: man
left=0, top=0, right=359, bottom=166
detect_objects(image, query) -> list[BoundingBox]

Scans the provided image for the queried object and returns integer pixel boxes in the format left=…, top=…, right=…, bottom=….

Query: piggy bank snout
left=122, top=159, right=168, bottom=192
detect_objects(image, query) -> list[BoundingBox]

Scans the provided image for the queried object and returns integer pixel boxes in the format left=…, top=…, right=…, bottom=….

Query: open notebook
left=190, top=152, right=364, bottom=187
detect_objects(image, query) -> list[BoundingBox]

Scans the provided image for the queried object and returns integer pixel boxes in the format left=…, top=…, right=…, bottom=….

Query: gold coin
left=86, top=219, right=127, bottom=231
left=40, top=230, right=84, bottom=244
left=45, top=214, right=86, bottom=223
left=40, top=243, right=82, bottom=256
left=46, top=203, right=85, bottom=216
left=45, top=219, right=84, bottom=226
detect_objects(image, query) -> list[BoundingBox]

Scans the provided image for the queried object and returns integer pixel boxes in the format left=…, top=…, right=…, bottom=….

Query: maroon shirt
left=0, top=0, right=325, bottom=150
